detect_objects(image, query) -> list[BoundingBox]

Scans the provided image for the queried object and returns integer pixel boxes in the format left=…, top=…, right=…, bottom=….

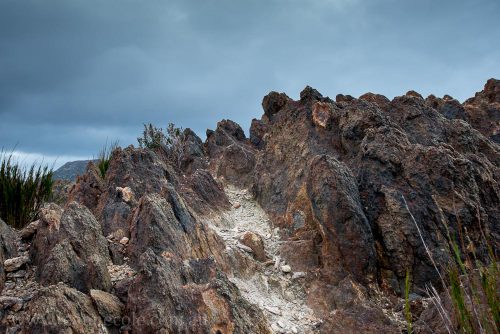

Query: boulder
left=239, top=231, right=266, bottom=262
left=31, top=202, right=111, bottom=293
left=90, top=289, right=125, bottom=323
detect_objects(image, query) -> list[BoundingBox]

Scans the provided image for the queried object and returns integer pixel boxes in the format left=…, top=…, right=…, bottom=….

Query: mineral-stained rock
left=90, top=289, right=125, bottom=323
left=0, top=296, right=23, bottom=312
left=4, top=256, right=29, bottom=272
left=20, top=220, right=39, bottom=241
left=0, top=283, right=108, bottom=333
left=250, top=82, right=499, bottom=296
left=7, top=79, right=497, bottom=333
left=239, top=231, right=266, bottom=261
left=126, top=249, right=271, bottom=334
left=181, top=168, right=230, bottom=214
left=262, top=91, right=291, bottom=119
left=307, top=155, right=377, bottom=283
left=249, top=118, right=269, bottom=148
left=463, top=78, right=500, bottom=143
left=31, top=202, right=111, bottom=293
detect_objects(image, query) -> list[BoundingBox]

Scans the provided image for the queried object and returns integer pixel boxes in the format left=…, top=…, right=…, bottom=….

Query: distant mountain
left=53, top=160, right=95, bottom=181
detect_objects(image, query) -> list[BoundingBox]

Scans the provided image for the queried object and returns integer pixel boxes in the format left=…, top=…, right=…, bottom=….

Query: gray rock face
left=31, top=202, right=111, bottom=293
left=0, top=219, right=17, bottom=260
left=1, top=283, right=107, bottom=334
left=126, top=249, right=271, bottom=334
left=53, top=159, right=96, bottom=181
left=0, top=218, right=18, bottom=291
left=128, top=187, right=227, bottom=270
left=206, top=119, right=257, bottom=187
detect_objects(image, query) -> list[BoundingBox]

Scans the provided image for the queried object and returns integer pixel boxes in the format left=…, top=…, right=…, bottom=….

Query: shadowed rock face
left=2, top=79, right=498, bottom=333
left=237, top=83, right=499, bottom=296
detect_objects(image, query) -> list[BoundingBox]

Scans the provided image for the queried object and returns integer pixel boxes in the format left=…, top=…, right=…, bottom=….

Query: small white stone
left=292, top=272, right=306, bottom=279
left=119, top=237, right=129, bottom=245
left=291, top=326, right=298, bottom=333
left=281, top=264, right=292, bottom=273
left=236, top=243, right=254, bottom=253
left=265, top=306, right=282, bottom=315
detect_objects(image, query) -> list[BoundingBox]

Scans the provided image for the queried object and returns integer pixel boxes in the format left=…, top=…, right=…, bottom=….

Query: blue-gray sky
left=1, top=0, right=499, bottom=167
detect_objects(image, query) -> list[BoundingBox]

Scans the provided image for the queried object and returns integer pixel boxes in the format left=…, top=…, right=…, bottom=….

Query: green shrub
left=137, top=123, right=165, bottom=150
left=97, top=141, right=118, bottom=179
left=0, top=152, right=53, bottom=228
left=137, top=123, right=186, bottom=169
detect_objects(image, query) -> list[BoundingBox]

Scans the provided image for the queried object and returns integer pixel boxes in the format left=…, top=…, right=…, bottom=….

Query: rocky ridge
left=0, top=79, right=498, bottom=333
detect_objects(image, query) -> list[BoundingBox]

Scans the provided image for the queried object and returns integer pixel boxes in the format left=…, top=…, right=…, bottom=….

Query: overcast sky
left=1, top=0, right=499, bottom=168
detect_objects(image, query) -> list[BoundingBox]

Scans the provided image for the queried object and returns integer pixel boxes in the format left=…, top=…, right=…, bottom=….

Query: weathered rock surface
left=239, top=231, right=267, bottom=262
left=90, top=289, right=125, bottom=323
left=31, top=202, right=111, bottom=293
left=127, top=249, right=271, bottom=334
left=67, top=161, right=105, bottom=215
left=206, top=119, right=257, bottom=186
left=0, top=219, right=17, bottom=291
left=463, top=78, right=500, bottom=143
left=0, top=283, right=108, bottom=333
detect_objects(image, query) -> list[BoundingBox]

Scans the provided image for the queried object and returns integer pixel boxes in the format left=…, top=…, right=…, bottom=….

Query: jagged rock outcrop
left=464, top=78, right=500, bottom=143
left=2, top=79, right=498, bottom=333
left=31, top=202, right=111, bottom=293
left=67, top=161, right=105, bottom=215
left=206, top=120, right=257, bottom=187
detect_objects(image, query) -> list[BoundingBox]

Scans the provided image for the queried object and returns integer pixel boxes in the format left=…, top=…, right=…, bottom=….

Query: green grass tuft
left=0, top=151, right=53, bottom=228
left=97, top=141, right=118, bottom=179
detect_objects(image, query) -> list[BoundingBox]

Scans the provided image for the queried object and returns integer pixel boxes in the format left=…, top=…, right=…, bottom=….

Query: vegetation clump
left=97, top=141, right=118, bottom=179
left=137, top=122, right=186, bottom=169
left=0, top=152, right=53, bottom=228
left=403, top=196, right=499, bottom=334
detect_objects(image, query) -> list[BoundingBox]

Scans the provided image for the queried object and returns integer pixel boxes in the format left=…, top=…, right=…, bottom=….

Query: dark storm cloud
left=1, top=0, right=499, bottom=165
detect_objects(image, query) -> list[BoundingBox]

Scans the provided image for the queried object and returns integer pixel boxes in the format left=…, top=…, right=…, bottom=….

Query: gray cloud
left=1, top=0, right=499, bottom=164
